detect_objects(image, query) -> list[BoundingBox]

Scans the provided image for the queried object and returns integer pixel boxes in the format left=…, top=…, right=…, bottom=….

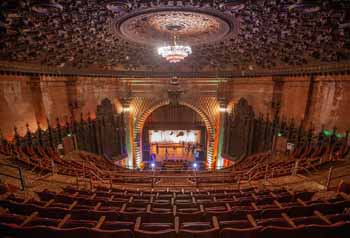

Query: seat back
left=134, top=229, right=177, bottom=238
left=178, top=228, right=219, bottom=238
left=220, top=227, right=260, bottom=238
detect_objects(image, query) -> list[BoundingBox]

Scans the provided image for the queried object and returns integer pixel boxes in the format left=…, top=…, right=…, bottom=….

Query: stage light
left=151, top=163, right=155, bottom=168
left=192, top=163, right=198, bottom=169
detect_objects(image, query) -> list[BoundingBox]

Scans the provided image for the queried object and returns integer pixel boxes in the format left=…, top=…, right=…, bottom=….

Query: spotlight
left=151, top=163, right=155, bottom=168
left=192, top=163, right=198, bottom=169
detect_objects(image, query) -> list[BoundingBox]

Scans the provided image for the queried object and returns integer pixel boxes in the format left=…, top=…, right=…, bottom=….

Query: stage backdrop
left=149, top=130, right=201, bottom=144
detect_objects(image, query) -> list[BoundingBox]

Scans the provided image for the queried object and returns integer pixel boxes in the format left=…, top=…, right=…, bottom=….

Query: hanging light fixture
left=157, top=36, right=192, bottom=63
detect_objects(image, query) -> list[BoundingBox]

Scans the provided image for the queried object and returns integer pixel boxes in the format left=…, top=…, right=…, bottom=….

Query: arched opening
left=130, top=100, right=215, bottom=169
left=130, top=100, right=219, bottom=168
left=142, top=104, right=207, bottom=163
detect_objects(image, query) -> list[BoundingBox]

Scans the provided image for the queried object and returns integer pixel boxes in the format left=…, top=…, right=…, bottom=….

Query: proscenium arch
left=133, top=100, right=215, bottom=167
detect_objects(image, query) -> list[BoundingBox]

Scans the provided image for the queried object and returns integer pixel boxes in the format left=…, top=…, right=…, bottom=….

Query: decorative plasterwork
left=116, top=8, right=234, bottom=46
left=1, top=1, right=348, bottom=71
left=130, top=98, right=218, bottom=168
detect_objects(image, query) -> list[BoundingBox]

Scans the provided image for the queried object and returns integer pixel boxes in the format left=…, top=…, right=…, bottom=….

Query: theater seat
left=257, top=222, right=350, bottom=238
left=175, top=207, right=204, bottom=222
left=101, top=221, right=134, bottom=230
left=327, top=213, right=350, bottom=223
left=258, top=225, right=320, bottom=238
left=143, top=211, right=174, bottom=223
left=261, top=208, right=287, bottom=218
left=178, top=216, right=220, bottom=238
left=134, top=216, right=178, bottom=238
left=220, top=219, right=252, bottom=229
left=204, top=209, right=235, bottom=220
left=257, top=218, right=290, bottom=227
left=0, top=223, right=133, bottom=238
left=220, top=226, right=261, bottom=238
left=325, top=222, right=350, bottom=237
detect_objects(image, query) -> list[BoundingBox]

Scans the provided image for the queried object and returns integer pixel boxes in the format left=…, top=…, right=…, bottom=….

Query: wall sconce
left=122, top=107, right=131, bottom=112
left=219, top=107, right=227, bottom=112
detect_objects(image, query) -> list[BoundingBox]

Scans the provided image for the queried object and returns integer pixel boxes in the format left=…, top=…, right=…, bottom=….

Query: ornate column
left=120, top=97, right=134, bottom=168
left=216, top=96, right=228, bottom=168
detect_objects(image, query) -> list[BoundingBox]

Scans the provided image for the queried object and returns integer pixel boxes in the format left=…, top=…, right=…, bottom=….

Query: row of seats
left=236, top=142, right=349, bottom=173
left=62, top=185, right=298, bottom=199
left=0, top=144, right=93, bottom=177
left=1, top=143, right=233, bottom=186
left=1, top=213, right=349, bottom=238
left=292, top=143, right=350, bottom=160
left=233, top=149, right=342, bottom=181
left=4, top=194, right=349, bottom=222
left=1, top=186, right=350, bottom=238
left=51, top=187, right=316, bottom=209
left=2, top=142, right=344, bottom=188
left=0, top=144, right=124, bottom=179
left=58, top=186, right=314, bottom=202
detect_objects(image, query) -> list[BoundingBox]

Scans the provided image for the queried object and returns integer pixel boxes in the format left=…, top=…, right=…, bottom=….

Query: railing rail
left=84, top=160, right=105, bottom=177
left=88, top=167, right=105, bottom=182
left=7, top=148, right=345, bottom=190
left=325, top=165, right=350, bottom=191
left=0, top=161, right=25, bottom=190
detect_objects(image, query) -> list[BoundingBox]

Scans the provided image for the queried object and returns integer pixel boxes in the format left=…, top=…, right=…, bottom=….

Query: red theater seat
left=134, top=216, right=178, bottom=238
left=178, top=216, right=220, bottom=238
left=220, top=227, right=261, bottom=238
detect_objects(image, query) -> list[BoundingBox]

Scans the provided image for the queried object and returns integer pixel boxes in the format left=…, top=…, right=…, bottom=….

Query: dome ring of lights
left=115, top=7, right=236, bottom=46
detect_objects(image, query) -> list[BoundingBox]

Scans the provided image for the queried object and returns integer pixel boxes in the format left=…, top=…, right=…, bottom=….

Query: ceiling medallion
left=115, top=7, right=235, bottom=46
left=158, top=36, right=192, bottom=63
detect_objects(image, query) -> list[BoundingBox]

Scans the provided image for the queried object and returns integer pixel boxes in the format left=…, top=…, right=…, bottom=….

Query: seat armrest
left=134, top=216, right=141, bottom=230
left=212, top=216, right=220, bottom=229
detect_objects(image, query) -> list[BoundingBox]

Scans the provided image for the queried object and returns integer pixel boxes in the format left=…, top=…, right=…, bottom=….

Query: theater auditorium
left=0, top=0, right=350, bottom=237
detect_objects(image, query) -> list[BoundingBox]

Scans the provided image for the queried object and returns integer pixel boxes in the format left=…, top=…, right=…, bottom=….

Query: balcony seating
left=2, top=145, right=130, bottom=179
left=232, top=146, right=347, bottom=182
left=2, top=141, right=345, bottom=188
left=1, top=185, right=349, bottom=238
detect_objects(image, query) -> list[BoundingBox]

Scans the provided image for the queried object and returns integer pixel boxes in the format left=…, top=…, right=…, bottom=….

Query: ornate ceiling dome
left=0, top=0, right=348, bottom=72
left=115, top=8, right=235, bottom=46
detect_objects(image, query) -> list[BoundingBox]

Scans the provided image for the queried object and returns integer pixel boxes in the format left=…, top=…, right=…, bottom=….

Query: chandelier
left=157, top=36, right=192, bottom=63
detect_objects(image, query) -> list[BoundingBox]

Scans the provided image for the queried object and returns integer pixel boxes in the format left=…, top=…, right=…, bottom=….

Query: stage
left=147, top=130, right=203, bottom=162
left=150, top=143, right=201, bottom=161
